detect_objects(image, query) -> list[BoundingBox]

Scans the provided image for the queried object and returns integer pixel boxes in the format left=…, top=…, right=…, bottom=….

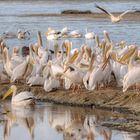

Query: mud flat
left=0, top=83, right=140, bottom=133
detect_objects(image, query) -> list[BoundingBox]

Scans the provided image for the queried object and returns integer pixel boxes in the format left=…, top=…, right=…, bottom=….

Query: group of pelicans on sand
left=1, top=30, right=140, bottom=106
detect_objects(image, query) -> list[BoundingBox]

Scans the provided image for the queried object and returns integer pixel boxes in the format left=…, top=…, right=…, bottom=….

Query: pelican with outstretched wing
left=95, top=4, right=135, bottom=23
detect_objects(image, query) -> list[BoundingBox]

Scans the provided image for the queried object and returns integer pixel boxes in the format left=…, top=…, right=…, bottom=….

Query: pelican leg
left=76, top=84, right=81, bottom=93
left=71, top=84, right=76, bottom=93
left=96, top=82, right=99, bottom=90
left=59, top=79, right=64, bottom=88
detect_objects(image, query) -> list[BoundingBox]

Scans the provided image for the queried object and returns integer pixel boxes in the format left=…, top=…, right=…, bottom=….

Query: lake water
left=0, top=0, right=140, bottom=50
left=0, top=1, right=140, bottom=139
left=0, top=101, right=139, bottom=140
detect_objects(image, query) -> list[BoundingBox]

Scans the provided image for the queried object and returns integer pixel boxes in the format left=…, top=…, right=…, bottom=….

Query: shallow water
left=0, top=101, right=139, bottom=140
left=0, top=0, right=140, bottom=50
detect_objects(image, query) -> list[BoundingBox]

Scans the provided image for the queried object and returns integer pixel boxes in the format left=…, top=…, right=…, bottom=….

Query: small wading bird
left=95, top=4, right=135, bottom=23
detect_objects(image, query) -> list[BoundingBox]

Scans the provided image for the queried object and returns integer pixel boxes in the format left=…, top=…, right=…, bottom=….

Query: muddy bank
left=0, top=83, right=140, bottom=132
left=0, top=84, right=140, bottom=114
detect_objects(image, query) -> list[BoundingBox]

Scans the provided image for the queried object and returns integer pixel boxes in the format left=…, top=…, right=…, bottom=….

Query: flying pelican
left=2, top=85, right=35, bottom=106
left=95, top=4, right=135, bottom=23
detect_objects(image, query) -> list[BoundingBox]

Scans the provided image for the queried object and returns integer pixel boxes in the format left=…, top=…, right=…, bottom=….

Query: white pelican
left=61, top=27, right=69, bottom=36
left=123, top=66, right=140, bottom=92
left=2, top=31, right=17, bottom=39
left=44, top=77, right=60, bottom=92
left=63, top=65, right=85, bottom=91
left=10, top=56, right=30, bottom=83
left=27, top=75, right=45, bottom=86
left=69, top=30, right=82, bottom=38
left=17, top=29, right=30, bottom=39
left=85, top=29, right=95, bottom=39
left=46, top=27, right=59, bottom=35
left=95, top=4, right=135, bottom=23
left=11, top=47, right=23, bottom=64
left=122, top=49, right=140, bottom=92
left=3, top=47, right=22, bottom=77
left=46, top=34, right=60, bottom=40
left=46, top=27, right=61, bottom=40
left=2, top=85, right=35, bottom=106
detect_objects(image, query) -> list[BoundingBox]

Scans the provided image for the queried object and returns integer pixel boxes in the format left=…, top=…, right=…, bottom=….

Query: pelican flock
left=0, top=28, right=140, bottom=101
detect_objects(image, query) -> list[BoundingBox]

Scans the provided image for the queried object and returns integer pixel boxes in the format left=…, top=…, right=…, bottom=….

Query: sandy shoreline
left=0, top=83, right=140, bottom=132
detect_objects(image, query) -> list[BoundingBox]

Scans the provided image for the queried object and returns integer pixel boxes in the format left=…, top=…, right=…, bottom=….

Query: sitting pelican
left=44, top=77, right=60, bottom=92
left=2, top=85, right=35, bottom=106
left=61, top=27, right=69, bottom=37
left=69, top=30, right=82, bottom=38
left=46, top=34, right=60, bottom=40
left=95, top=4, right=135, bottom=23
left=17, top=30, right=30, bottom=40
left=46, top=27, right=61, bottom=40
left=85, top=29, right=95, bottom=39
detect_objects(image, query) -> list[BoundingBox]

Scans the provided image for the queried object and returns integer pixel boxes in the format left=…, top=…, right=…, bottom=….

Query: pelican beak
left=110, top=52, right=117, bottom=61
left=31, top=59, right=35, bottom=65
left=102, top=56, right=110, bottom=70
left=69, top=51, right=79, bottom=64
left=80, top=64, right=89, bottom=68
left=33, top=46, right=38, bottom=55
left=54, top=43, right=59, bottom=57
left=45, top=31, right=49, bottom=36
left=29, top=57, right=35, bottom=65
left=2, top=88, right=13, bottom=100
left=64, top=45, right=68, bottom=57
left=119, top=47, right=136, bottom=64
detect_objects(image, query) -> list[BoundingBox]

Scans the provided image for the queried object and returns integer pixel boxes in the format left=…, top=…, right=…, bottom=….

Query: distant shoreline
left=0, top=10, right=140, bottom=18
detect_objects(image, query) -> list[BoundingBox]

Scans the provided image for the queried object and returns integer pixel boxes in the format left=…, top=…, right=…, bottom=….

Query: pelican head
left=17, top=29, right=21, bottom=33
left=103, top=30, right=110, bottom=43
left=2, top=85, right=17, bottom=100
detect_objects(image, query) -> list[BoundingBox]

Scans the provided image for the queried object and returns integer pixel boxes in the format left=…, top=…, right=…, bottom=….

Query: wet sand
left=0, top=83, right=140, bottom=133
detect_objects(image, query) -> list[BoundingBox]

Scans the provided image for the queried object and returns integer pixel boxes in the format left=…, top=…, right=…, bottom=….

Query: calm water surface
left=0, top=1, right=140, bottom=139
left=0, top=0, right=140, bottom=49
left=0, top=101, right=139, bottom=140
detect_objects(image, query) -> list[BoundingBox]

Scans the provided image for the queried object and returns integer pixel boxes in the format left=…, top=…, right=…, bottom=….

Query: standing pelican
left=2, top=85, right=35, bottom=106
left=10, top=56, right=30, bottom=83
left=95, top=4, right=135, bottom=23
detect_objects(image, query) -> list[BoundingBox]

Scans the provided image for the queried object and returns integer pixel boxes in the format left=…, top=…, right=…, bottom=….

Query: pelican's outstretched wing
left=95, top=4, right=112, bottom=16
left=120, top=10, right=135, bottom=17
